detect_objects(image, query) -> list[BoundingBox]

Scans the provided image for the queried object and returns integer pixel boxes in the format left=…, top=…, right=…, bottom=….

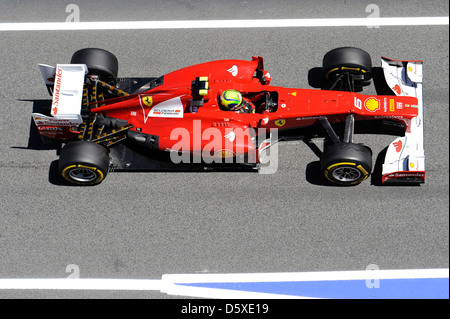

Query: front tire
left=58, top=141, right=110, bottom=186
left=322, top=47, right=372, bottom=90
left=321, top=143, right=372, bottom=186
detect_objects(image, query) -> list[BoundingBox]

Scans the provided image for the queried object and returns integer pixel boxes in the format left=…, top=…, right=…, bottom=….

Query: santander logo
left=227, top=65, right=238, bottom=77
left=393, top=140, right=403, bottom=153
left=392, top=84, right=402, bottom=95
left=225, top=131, right=236, bottom=142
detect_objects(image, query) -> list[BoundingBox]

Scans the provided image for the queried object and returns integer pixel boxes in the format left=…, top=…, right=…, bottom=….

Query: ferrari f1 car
left=32, top=47, right=425, bottom=186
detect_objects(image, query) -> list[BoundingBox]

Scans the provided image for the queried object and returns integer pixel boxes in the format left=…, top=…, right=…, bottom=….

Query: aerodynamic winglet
left=380, top=57, right=425, bottom=184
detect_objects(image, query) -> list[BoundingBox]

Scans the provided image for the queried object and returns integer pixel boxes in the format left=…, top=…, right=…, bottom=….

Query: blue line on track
left=178, top=278, right=449, bottom=299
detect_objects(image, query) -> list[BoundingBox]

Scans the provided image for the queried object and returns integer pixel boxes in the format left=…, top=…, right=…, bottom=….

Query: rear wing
left=32, top=64, right=87, bottom=140
left=381, top=57, right=425, bottom=184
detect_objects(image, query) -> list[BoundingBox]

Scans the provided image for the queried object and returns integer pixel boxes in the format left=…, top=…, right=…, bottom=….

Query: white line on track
left=0, top=268, right=448, bottom=299
left=162, top=268, right=450, bottom=283
left=0, top=17, right=448, bottom=31
left=0, top=278, right=164, bottom=291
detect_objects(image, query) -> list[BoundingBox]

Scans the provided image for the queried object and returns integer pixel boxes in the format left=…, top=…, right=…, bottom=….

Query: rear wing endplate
left=381, top=57, right=425, bottom=184
left=32, top=64, right=87, bottom=140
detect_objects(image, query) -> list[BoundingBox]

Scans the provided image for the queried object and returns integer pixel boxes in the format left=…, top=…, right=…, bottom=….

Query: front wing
left=381, top=57, right=425, bottom=184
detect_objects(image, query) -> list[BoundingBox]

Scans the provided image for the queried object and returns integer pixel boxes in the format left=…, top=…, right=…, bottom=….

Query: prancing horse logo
left=275, top=119, right=286, bottom=127
left=142, top=96, right=153, bottom=107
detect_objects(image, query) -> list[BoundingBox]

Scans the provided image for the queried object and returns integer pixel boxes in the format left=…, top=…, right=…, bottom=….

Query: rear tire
left=321, top=143, right=372, bottom=186
left=58, top=141, right=110, bottom=186
left=71, top=48, right=118, bottom=83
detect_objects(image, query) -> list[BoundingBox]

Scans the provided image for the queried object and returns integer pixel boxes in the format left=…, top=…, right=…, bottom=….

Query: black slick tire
left=322, top=47, right=372, bottom=88
left=58, top=141, right=110, bottom=186
left=71, top=48, right=118, bottom=83
left=320, top=143, right=372, bottom=186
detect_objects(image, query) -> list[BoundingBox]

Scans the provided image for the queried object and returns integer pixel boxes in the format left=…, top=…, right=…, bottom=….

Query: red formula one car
left=32, top=47, right=425, bottom=186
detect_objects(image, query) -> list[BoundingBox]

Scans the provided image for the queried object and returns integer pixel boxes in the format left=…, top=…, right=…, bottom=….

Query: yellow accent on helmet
left=220, top=90, right=243, bottom=110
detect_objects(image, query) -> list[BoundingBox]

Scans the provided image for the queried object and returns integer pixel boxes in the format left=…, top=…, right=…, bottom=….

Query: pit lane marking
left=0, top=278, right=164, bottom=291
left=0, top=16, right=448, bottom=31
left=0, top=268, right=448, bottom=299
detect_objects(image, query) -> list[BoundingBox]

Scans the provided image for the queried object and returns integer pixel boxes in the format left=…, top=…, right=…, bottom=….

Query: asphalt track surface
left=0, top=0, right=448, bottom=299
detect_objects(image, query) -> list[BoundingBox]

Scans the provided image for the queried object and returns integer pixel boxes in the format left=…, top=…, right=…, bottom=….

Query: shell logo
left=215, top=149, right=235, bottom=159
left=364, top=97, right=380, bottom=112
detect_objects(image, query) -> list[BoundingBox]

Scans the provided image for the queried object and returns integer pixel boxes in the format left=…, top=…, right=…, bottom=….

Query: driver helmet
left=220, top=90, right=243, bottom=110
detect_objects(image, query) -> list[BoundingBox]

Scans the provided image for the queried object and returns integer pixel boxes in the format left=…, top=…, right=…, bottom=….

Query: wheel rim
left=332, top=166, right=362, bottom=182
left=68, top=167, right=98, bottom=183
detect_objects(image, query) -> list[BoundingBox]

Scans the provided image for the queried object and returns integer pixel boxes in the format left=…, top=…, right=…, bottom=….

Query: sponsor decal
left=140, top=95, right=184, bottom=122
left=227, top=65, right=238, bottom=77
left=393, top=140, right=403, bottom=152
left=33, top=116, right=80, bottom=127
left=392, top=84, right=402, bottom=95
left=275, top=119, right=286, bottom=127
left=386, top=172, right=425, bottom=179
left=389, top=99, right=395, bottom=112
left=141, top=96, right=153, bottom=107
left=38, top=126, right=63, bottom=132
left=364, top=97, right=380, bottom=112
left=296, top=116, right=326, bottom=121
left=374, top=115, right=404, bottom=119
left=215, top=149, right=235, bottom=159
left=52, top=67, right=64, bottom=115
left=225, top=131, right=236, bottom=142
